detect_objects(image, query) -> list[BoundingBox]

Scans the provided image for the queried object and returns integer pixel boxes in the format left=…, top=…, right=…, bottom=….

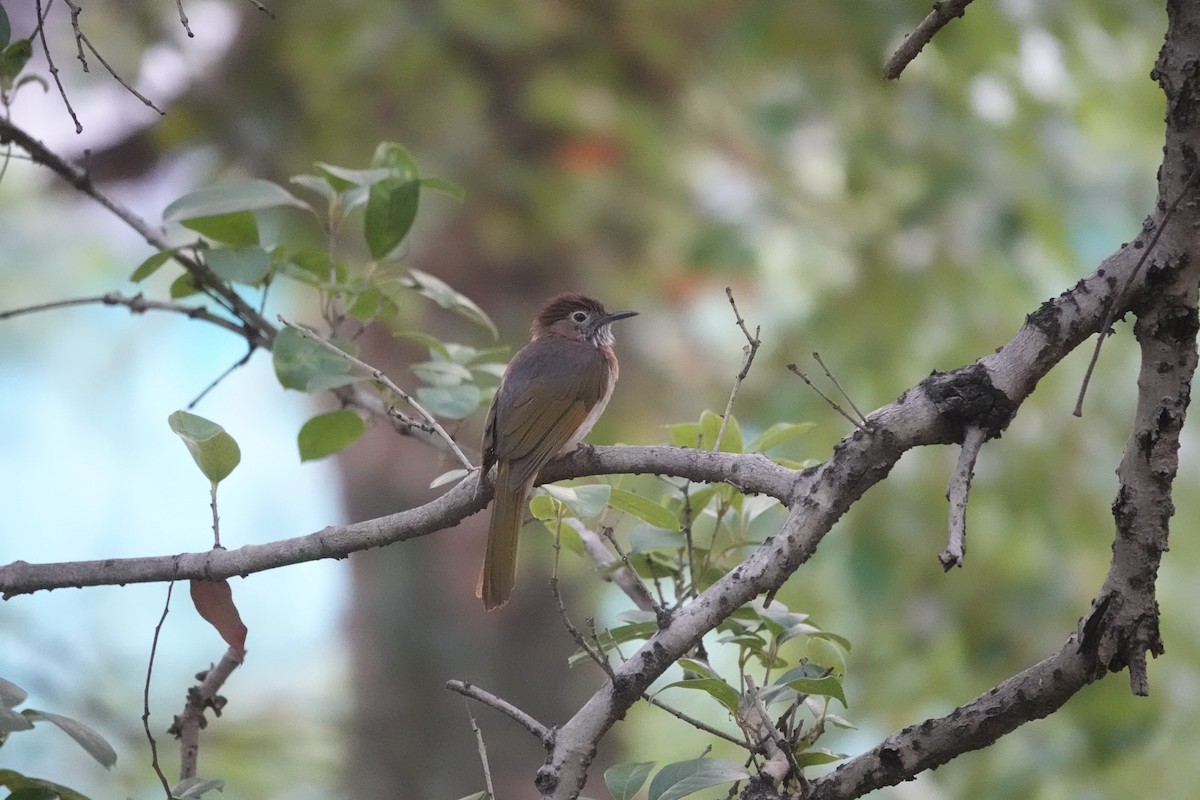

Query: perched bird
left=477, top=293, right=637, bottom=609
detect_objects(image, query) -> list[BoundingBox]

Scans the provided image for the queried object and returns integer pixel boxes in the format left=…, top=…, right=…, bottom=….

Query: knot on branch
left=922, top=364, right=1015, bottom=441
left=1078, top=591, right=1164, bottom=696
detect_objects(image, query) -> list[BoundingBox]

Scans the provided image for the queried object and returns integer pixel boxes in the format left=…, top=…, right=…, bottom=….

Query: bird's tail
left=477, top=462, right=529, bottom=610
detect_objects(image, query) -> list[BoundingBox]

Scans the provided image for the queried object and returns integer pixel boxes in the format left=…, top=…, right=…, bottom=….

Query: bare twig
left=550, top=520, right=615, bottom=677
left=566, top=518, right=659, bottom=614
left=786, top=362, right=871, bottom=433
left=143, top=581, right=175, bottom=799
left=713, top=287, right=761, bottom=452
left=188, top=347, right=256, bottom=409
left=209, top=485, right=221, bottom=549
left=0, top=119, right=277, bottom=348
left=643, top=693, right=749, bottom=749
left=940, top=425, right=986, bottom=569
left=1074, top=167, right=1200, bottom=416
left=463, top=701, right=496, bottom=800
left=445, top=680, right=552, bottom=745
left=0, top=291, right=250, bottom=340
left=884, top=0, right=975, bottom=80
left=242, top=0, right=276, bottom=19
left=812, top=352, right=869, bottom=427
left=277, top=315, right=475, bottom=471
left=35, top=0, right=83, bottom=132
left=175, top=647, right=244, bottom=779
left=175, top=0, right=195, bottom=37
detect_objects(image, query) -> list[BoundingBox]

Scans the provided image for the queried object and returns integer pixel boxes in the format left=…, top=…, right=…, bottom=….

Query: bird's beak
left=603, top=310, right=638, bottom=324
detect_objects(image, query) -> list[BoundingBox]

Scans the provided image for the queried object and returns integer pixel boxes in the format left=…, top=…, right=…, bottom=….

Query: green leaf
left=168, top=272, right=200, bottom=299
left=0, top=678, right=28, bottom=709
left=628, top=525, right=685, bottom=553
left=604, top=761, right=656, bottom=800
left=171, top=777, right=226, bottom=798
left=0, top=40, right=32, bottom=85
left=659, top=678, right=740, bottom=715
left=542, top=483, right=611, bottom=520
left=371, top=141, right=420, bottom=177
left=365, top=176, right=420, bottom=259
left=297, top=410, right=366, bottom=461
left=272, top=327, right=360, bottom=392
left=0, top=5, right=11, bottom=50
left=793, top=749, right=846, bottom=768
left=0, top=770, right=92, bottom=800
left=163, top=180, right=311, bottom=223
left=406, top=268, right=499, bottom=339
left=747, top=421, right=816, bottom=453
left=415, top=384, right=482, bottom=419
left=646, top=758, right=750, bottom=800
left=420, top=175, right=466, bottom=202
left=411, top=360, right=473, bottom=387
left=313, top=163, right=392, bottom=192
left=806, top=636, right=848, bottom=678
left=568, top=621, right=657, bottom=666
left=167, top=411, right=241, bottom=485
left=129, top=250, right=175, bottom=283
left=778, top=671, right=847, bottom=708
left=182, top=211, right=259, bottom=247
left=700, top=409, right=742, bottom=453
left=667, top=421, right=702, bottom=448
left=529, top=493, right=564, bottom=521
left=23, top=710, right=117, bottom=768
left=608, top=489, right=679, bottom=530
left=206, top=246, right=271, bottom=285
left=429, top=468, right=470, bottom=489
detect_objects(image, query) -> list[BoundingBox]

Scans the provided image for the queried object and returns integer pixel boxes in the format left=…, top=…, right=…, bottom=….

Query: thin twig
left=884, top=0, right=975, bottom=80
left=175, top=0, right=194, bottom=37
left=188, top=347, right=256, bottom=409
left=143, top=581, right=175, bottom=800
left=1074, top=167, right=1200, bottom=416
left=566, top=518, right=659, bottom=614
left=35, top=0, right=83, bottom=133
left=0, top=119, right=277, bottom=348
left=0, top=291, right=251, bottom=339
left=940, top=425, right=986, bottom=569
left=445, top=680, right=552, bottom=745
left=463, top=701, right=497, bottom=800
left=786, top=362, right=872, bottom=433
left=713, top=287, right=762, bottom=452
left=643, top=693, right=750, bottom=748
left=812, top=352, right=869, bottom=426
left=277, top=315, right=474, bottom=471
left=550, top=519, right=615, bottom=677
left=175, top=648, right=244, bottom=779
left=209, top=484, right=221, bottom=549
left=242, top=0, right=276, bottom=18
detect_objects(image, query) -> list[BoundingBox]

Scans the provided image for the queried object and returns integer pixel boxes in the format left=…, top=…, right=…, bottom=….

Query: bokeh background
left=3, top=1, right=1197, bottom=798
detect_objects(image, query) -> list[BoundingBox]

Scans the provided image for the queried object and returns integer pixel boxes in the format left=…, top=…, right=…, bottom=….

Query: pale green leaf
left=297, top=410, right=366, bottom=461
left=604, top=761, right=655, bottom=800
left=608, top=489, right=678, bottom=530
left=647, top=758, right=750, bottom=800
left=24, top=709, right=117, bottom=768
left=167, top=411, right=241, bottom=485
left=163, top=180, right=310, bottom=223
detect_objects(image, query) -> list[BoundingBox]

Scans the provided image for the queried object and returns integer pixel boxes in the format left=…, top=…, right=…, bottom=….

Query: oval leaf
left=659, top=678, right=739, bottom=715
left=172, top=777, right=227, bottom=798
left=365, top=177, right=420, bottom=259
left=647, top=758, right=751, bottom=800
left=272, top=327, right=360, bottom=393
left=206, top=246, right=271, bottom=285
left=415, top=384, right=482, bottom=419
left=129, top=250, right=175, bottom=283
left=167, top=411, right=241, bottom=485
left=163, top=179, right=310, bottom=223
left=23, top=709, right=117, bottom=769
left=541, top=483, right=612, bottom=520
left=0, top=678, right=28, bottom=709
left=183, top=212, right=259, bottom=247
left=608, top=489, right=678, bottom=530
left=190, top=579, right=248, bottom=656
left=782, top=674, right=847, bottom=708
left=605, top=761, right=656, bottom=800
left=747, top=421, right=816, bottom=453
left=297, top=410, right=366, bottom=461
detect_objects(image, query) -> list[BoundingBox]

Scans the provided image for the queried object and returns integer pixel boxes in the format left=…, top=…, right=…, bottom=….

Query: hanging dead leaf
left=190, top=579, right=248, bottom=657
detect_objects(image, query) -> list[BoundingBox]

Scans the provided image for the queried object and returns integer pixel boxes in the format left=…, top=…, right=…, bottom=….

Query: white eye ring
left=571, top=311, right=588, bottom=323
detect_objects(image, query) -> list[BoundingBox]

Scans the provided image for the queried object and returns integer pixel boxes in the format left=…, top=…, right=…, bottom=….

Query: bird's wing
left=489, top=339, right=608, bottom=487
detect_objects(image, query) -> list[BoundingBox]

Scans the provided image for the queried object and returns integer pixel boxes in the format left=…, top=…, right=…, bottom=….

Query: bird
left=477, top=293, right=637, bottom=610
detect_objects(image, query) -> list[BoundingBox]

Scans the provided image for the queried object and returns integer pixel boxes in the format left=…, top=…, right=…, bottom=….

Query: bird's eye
left=571, top=311, right=588, bottom=323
